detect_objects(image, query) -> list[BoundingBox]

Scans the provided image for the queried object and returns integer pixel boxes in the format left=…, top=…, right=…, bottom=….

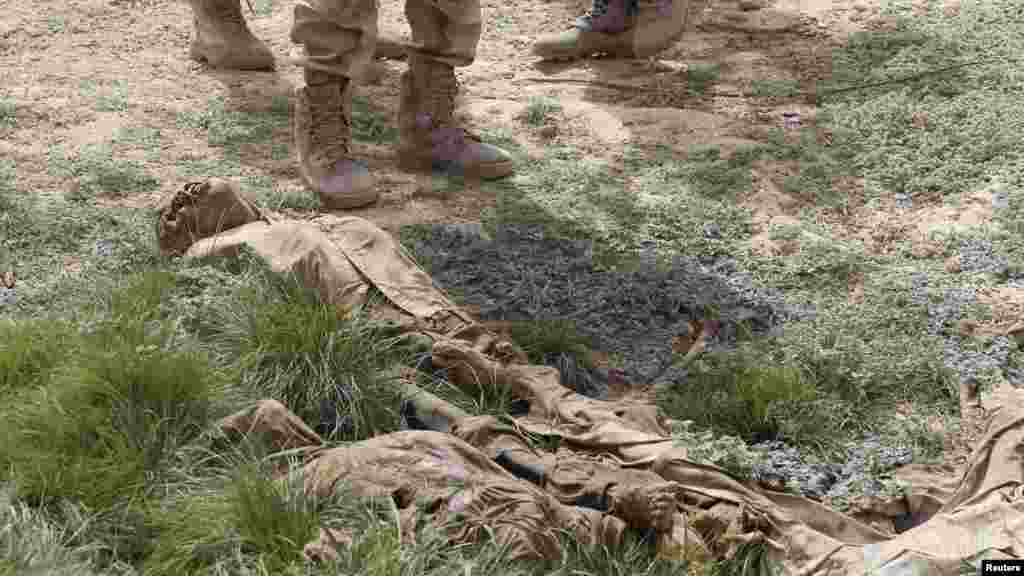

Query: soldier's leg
left=397, top=0, right=514, bottom=179
left=290, top=0, right=380, bottom=209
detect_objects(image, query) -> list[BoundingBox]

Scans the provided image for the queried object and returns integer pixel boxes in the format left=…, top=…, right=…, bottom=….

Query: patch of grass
left=47, top=15, right=66, bottom=34
left=816, top=2, right=1024, bottom=199
left=634, top=152, right=755, bottom=258
left=194, top=257, right=416, bottom=441
left=0, top=271, right=230, bottom=512
left=520, top=96, right=562, bottom=127
left=504, top=319, right=594, bottom=367
left=79, top=79, right=129, bottom=113
left=0, top=158, right=14, bottom=206
left=773, top=229, right=873, bottom=292
left=0, top=98, right=15, bottom=130
left=660, top=267, right=959, bottom=452
left=258, top=186, right=321, bottom=212
left=1, top=187, right=160, bottom=315
left=146, top=449, right=337, bottom=575
left=0, top=319, right=75, bottom=395
left=750, top=78, right=801, bottom=98
left=351, top=95, right=398, bottom=144
left=678, top=144, right=761, bottom=199
left=713, top=540, right=779, bottom=576
left=477, top=125, right=527, bottom=158
left=177, top=95, right=290, bottom=151
left=686, top=63, right=721, bottom=95
left=250, top=0, right=273, bottom=17
left=0, top=486, right=103, bottom=576
left=670, top=421, right=766, bottom=481
left=659, top=349, right=819, bottom=444
left=484, top=150, right=642, bottom=266
left=174, top=154, right=240, bottom=180
left=47, top=143, right=159, bottom=200
left=270, top=141, right=290, bottom=161
left=114, top=125, right=162, bottom=149
left=994, top=179, right=1024, bottom=236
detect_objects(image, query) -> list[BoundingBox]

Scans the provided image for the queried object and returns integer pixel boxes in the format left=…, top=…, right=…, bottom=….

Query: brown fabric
left=290, top=0, right=481, bottom=80
left=188, top=209, right=1024, bottom=572
left=429, top=338, right=1024, bottom=574
left=156, top=179, right=266, bottom=256
left=299, top=430, right=626, bottom=561
left=183, top=217, right=527, bottom=363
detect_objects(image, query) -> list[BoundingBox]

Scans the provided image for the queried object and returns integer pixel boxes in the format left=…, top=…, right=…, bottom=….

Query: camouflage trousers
left=291, top=0, right=481, bottom=78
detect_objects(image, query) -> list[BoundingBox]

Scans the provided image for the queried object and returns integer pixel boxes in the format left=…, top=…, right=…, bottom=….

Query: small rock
left=0, top=287, right=15, bottom=307
left=944, top=255, right=961, bottom=273
left=957, top=319, right=978, bottom=337
left=95, top=239, right=116, bottom=258
left=703, top=222, right=722, bottom=239
left=538, top=124, right=558, bottom=139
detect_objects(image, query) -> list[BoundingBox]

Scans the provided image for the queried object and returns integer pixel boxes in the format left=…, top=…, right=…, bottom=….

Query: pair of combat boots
left=187, top=0, right=687, bottom=208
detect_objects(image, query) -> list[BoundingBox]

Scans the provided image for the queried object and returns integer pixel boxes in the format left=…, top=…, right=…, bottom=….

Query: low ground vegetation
left=2, top=0, right=1024, bottom=573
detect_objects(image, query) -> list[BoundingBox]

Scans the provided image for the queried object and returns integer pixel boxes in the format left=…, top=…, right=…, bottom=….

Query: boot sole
left=189, top=43, right=275, bottom=70
left=398, top=155, right=515, bottom=180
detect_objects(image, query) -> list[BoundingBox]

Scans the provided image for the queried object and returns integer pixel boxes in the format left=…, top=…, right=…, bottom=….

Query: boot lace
left=171, top=181, right=208, bottom=216
left=416, top=65, right=484, bottom=160
left=306, top=82, right=351, bottom=168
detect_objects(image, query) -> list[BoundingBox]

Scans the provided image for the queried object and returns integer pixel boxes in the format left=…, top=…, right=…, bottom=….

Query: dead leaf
left=1, top=270, right=13, bottom=289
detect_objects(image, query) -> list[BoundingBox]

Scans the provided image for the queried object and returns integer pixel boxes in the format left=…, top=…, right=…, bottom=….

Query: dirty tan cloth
left=216, top=399, right=626, bottom=561
left=191, top=213, right=1024, bottom=573
left=431, top=340, right=1024, bottom=575
left=290, top=0, right=481, bottom=79
left=182, top=218, right=525, bottom=362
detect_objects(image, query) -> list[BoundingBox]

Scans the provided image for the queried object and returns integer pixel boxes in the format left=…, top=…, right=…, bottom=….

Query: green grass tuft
left=47, top=143, right=159, bottom=200
left=79, top=80, right=129, bottom=113
left=0, top=98, right=15, bottom=130
left=193, top=257, right=415, bottom=441
left=520, top=96, right=562, bottom=127
left=177, top=95, right=290, bottom=151
left=686, top=63, right=721, bottom=95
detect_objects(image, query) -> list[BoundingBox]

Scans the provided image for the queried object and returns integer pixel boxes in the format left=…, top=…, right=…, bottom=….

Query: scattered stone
left=0, top=287, right=15, bottom=307
left=703, top=222, right=722, bottom=239
left=894, top=193, right=912, bottom=210
left=538, top=125, right=558, bottom=139
left=95, top=239, right=116, bottom=258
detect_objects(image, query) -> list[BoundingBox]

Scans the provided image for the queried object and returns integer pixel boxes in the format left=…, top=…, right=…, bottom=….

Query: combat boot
left=188, top=0, right=275, bottom=70
left=294, top=71, right=378, bottom=209
left=532, top=0, right=687, bottom=61
left=397, top=54, right=514, bottom=180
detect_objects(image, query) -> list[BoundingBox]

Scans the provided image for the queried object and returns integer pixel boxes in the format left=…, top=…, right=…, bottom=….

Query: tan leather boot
left=397, top=55, right=514, bottom=180
left=532, top=0, right=688, bottom=61
left=188, top=0, right=275, bottom=70
left=294, top=71, right=378, bottom=209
